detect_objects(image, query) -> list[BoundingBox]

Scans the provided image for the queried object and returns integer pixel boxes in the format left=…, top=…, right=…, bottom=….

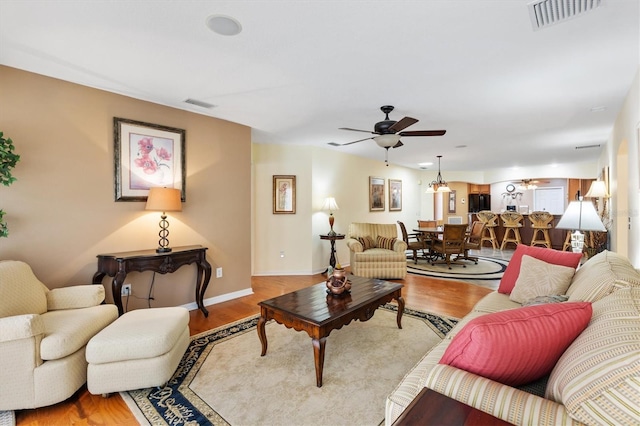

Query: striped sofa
left=346, top=222, right=407, bottom=279
left=385, top=250, right=640, bottom=426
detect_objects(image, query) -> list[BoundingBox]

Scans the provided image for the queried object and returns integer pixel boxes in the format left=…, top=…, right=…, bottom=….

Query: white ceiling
left=1, top=1, right=638, bottom=172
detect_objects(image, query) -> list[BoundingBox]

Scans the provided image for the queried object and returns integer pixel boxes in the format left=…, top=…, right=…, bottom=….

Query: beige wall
left=0, top=66, right=252, bottom=310
left=252, top=144, right=425, bottom=275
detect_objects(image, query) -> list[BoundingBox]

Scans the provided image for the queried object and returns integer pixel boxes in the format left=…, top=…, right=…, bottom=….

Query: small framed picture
left=389, top=179, right=402, bottom=211
left=114, top=117, right=186, bottom=202
left=273, top=175, right=296, bottom=214
left=448, top=190, right=456, bottom=213
left=369, top=176, right=385, bottom=211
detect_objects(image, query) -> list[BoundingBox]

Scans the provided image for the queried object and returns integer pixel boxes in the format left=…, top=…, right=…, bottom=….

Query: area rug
left=121, top=304, right=457, bottom=426
left=407, top=255, right=508, bottom=281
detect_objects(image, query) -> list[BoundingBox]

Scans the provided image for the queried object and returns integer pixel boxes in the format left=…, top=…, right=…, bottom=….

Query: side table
left=92, top=245, right=212, bottom=317
left=320, top=233, right=345, bottom=270
left=392, top=388, right=511, bottom=425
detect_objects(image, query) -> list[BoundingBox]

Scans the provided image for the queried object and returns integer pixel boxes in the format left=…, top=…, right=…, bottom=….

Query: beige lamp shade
left=556, top=199, right=606, bottom=232
left=145, top=187, right=182, bottom=212
left=322, top=197, right=339, bottom=212
left=585, top=180, right=609, bottom=198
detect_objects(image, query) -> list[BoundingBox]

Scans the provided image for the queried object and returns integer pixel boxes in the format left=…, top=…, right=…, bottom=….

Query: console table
left=92, top=245, right=212, bottom=317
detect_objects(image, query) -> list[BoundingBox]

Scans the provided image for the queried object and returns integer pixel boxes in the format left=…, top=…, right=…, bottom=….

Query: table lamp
left=556, top=196, right=606, bottom=253
left=322, top=197, right=339, bottom=236
left=145, top=187, right=182, bottom=253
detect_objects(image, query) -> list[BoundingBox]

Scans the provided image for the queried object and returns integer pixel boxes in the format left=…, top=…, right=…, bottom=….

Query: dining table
left=413, top=226, right=470, bottom=262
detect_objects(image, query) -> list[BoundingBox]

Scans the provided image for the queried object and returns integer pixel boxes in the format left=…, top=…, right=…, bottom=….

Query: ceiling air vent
left=528, top=0, right=602, bottom=31
left=184, top=98, right=216, bottom=109
left=575, top=144, right=601, bottom=150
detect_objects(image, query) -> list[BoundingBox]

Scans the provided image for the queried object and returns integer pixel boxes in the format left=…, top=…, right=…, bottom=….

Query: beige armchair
left=346, top=223, right=407, bottom=279
left=0, top=260, right=118, bottom=411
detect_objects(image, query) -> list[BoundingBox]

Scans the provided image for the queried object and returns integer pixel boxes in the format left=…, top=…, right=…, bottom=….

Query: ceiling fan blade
left=399, top=130, right=447, bottom=137
left=328, top=136, right=373, bottom=147
left=392, top=141, right=404, bottom=148
left=339, top=127, right=375, bottom=134
left=387, top=116, right=418, bottom=133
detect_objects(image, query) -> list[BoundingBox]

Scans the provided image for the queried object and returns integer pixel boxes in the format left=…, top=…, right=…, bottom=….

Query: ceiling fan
left=328, top=105, right=446, bottom=164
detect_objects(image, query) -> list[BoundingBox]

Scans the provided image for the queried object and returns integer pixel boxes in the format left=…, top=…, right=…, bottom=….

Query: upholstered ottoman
left=86, top=307, right=190, bottom=395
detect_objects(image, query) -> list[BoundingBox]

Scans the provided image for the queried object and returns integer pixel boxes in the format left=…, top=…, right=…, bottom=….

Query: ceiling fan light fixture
left=374, top=134, right=401, bottom=148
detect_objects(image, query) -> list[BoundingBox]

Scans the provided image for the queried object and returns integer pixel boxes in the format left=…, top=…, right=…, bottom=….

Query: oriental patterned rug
left=406, top=254, right=508, bottom=283
left=121, top=304, right=457, bottom=426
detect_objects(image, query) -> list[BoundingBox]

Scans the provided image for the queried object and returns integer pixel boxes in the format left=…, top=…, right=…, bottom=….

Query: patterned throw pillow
left=522, top=295, right=568, bottom=307
left=509, top=255, right=576, bottom=304
left=439, top=302, right=592, bottom=387
left=376, top=236, right=396, bottom=250
left=498, top=245, right=582, bottom=294
left=358, top=236, right=376, bottom=250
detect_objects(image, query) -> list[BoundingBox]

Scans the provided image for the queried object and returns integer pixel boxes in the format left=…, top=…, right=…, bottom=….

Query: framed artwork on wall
left=273, top=175, right=296, bottom=214
left=369, top=176, right=385, bottom=211
left=448, top=190, right=457, bottom=213
left=389, top=179, right=402, bottom=211
left=114, top=117, right=186, bottom=202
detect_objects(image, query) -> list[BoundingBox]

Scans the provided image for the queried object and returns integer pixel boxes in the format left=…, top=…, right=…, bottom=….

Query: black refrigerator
left=468, top=194, right=491, bottom=212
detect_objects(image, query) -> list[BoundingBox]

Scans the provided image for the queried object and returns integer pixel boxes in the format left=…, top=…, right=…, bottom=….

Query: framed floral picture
left=114, top=117, right=186, bottom=201
left=389, top=179, right=402, bottom=211
left=273, top=175, right=296, bottom=214
left=369, top=176, right=385, bottom=211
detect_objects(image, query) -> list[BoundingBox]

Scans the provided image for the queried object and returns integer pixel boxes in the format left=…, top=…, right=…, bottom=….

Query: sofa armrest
left=393, top=239, right=408, bottom=253
left=425, top=364, right=582, bottom=426
left=0, top=314, right=44, bottom=343
left=47, top=285, right=106, bottom=311
left=346, top=238, right=363, bottom=252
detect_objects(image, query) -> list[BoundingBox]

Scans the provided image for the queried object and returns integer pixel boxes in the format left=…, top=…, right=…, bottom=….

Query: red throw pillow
left=498, top=245, right=582, bottom=294
left=439, top=302, right=592, bottom=387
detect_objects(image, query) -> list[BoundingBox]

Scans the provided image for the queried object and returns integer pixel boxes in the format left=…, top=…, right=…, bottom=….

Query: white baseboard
left=178, top=288, right=254, bottom=312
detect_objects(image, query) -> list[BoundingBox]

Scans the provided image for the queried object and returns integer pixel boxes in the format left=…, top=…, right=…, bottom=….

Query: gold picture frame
left=114, top=117, right=186, bottom=202
left=389, top=179, right=402, bottom=211
left=273, top=175, right=296, bottom=214
left=369, top=176, right=385, bottom=211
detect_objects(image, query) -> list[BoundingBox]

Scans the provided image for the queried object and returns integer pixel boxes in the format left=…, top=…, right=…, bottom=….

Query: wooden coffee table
left=257, top=275, right=404, bottom=387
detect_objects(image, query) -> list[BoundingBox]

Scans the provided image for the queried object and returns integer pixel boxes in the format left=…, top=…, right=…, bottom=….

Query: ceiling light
left=426, top=155, right=450, bottom=193
left=206, top=15, right=242, bottom=36
left=590, top=105, right=607, bottom=112
left=418, top=162, right=433, bottom=167
left=373, top=134, right=400, bottom=148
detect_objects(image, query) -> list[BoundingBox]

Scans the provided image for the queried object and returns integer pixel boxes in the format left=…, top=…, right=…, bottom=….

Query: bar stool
left=477, top=210, right=499, bottom=249
left=500, top=211, right=524, bottom=249
left=563, top=231, right=573, bottom=251
left=529, top=211, right=553, bottom=248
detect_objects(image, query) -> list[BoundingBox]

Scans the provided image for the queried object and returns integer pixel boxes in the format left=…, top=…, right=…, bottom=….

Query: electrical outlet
left=216, top=267, right=223, bottom=278
left=121, top=284, right=132, bottom=296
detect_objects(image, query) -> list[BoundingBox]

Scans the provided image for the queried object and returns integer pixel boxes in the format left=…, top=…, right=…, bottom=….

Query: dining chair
left=430, top=224, right=468, bottom=269
left=397, top=221, right=429, bottom=263
left=455, top=220, right=485, bottom=264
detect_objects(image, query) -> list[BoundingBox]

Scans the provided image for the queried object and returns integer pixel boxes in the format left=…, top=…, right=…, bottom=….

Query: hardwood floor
left=15, top=272, right=493, bottom=425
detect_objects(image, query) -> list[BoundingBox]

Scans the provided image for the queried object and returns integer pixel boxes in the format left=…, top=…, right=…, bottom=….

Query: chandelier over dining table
left=425, top=155, right=451, bottom=193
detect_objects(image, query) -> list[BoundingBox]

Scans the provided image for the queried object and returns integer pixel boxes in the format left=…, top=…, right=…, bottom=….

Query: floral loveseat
left=346, top=222, right=407, bottom=279
left=385, top=247, right=640, bottom=426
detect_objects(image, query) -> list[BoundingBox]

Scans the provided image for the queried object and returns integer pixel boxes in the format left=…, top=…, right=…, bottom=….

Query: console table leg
left=312, top=337, right=327, bottom=387
left=196, top=258, right=212, bottom=317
